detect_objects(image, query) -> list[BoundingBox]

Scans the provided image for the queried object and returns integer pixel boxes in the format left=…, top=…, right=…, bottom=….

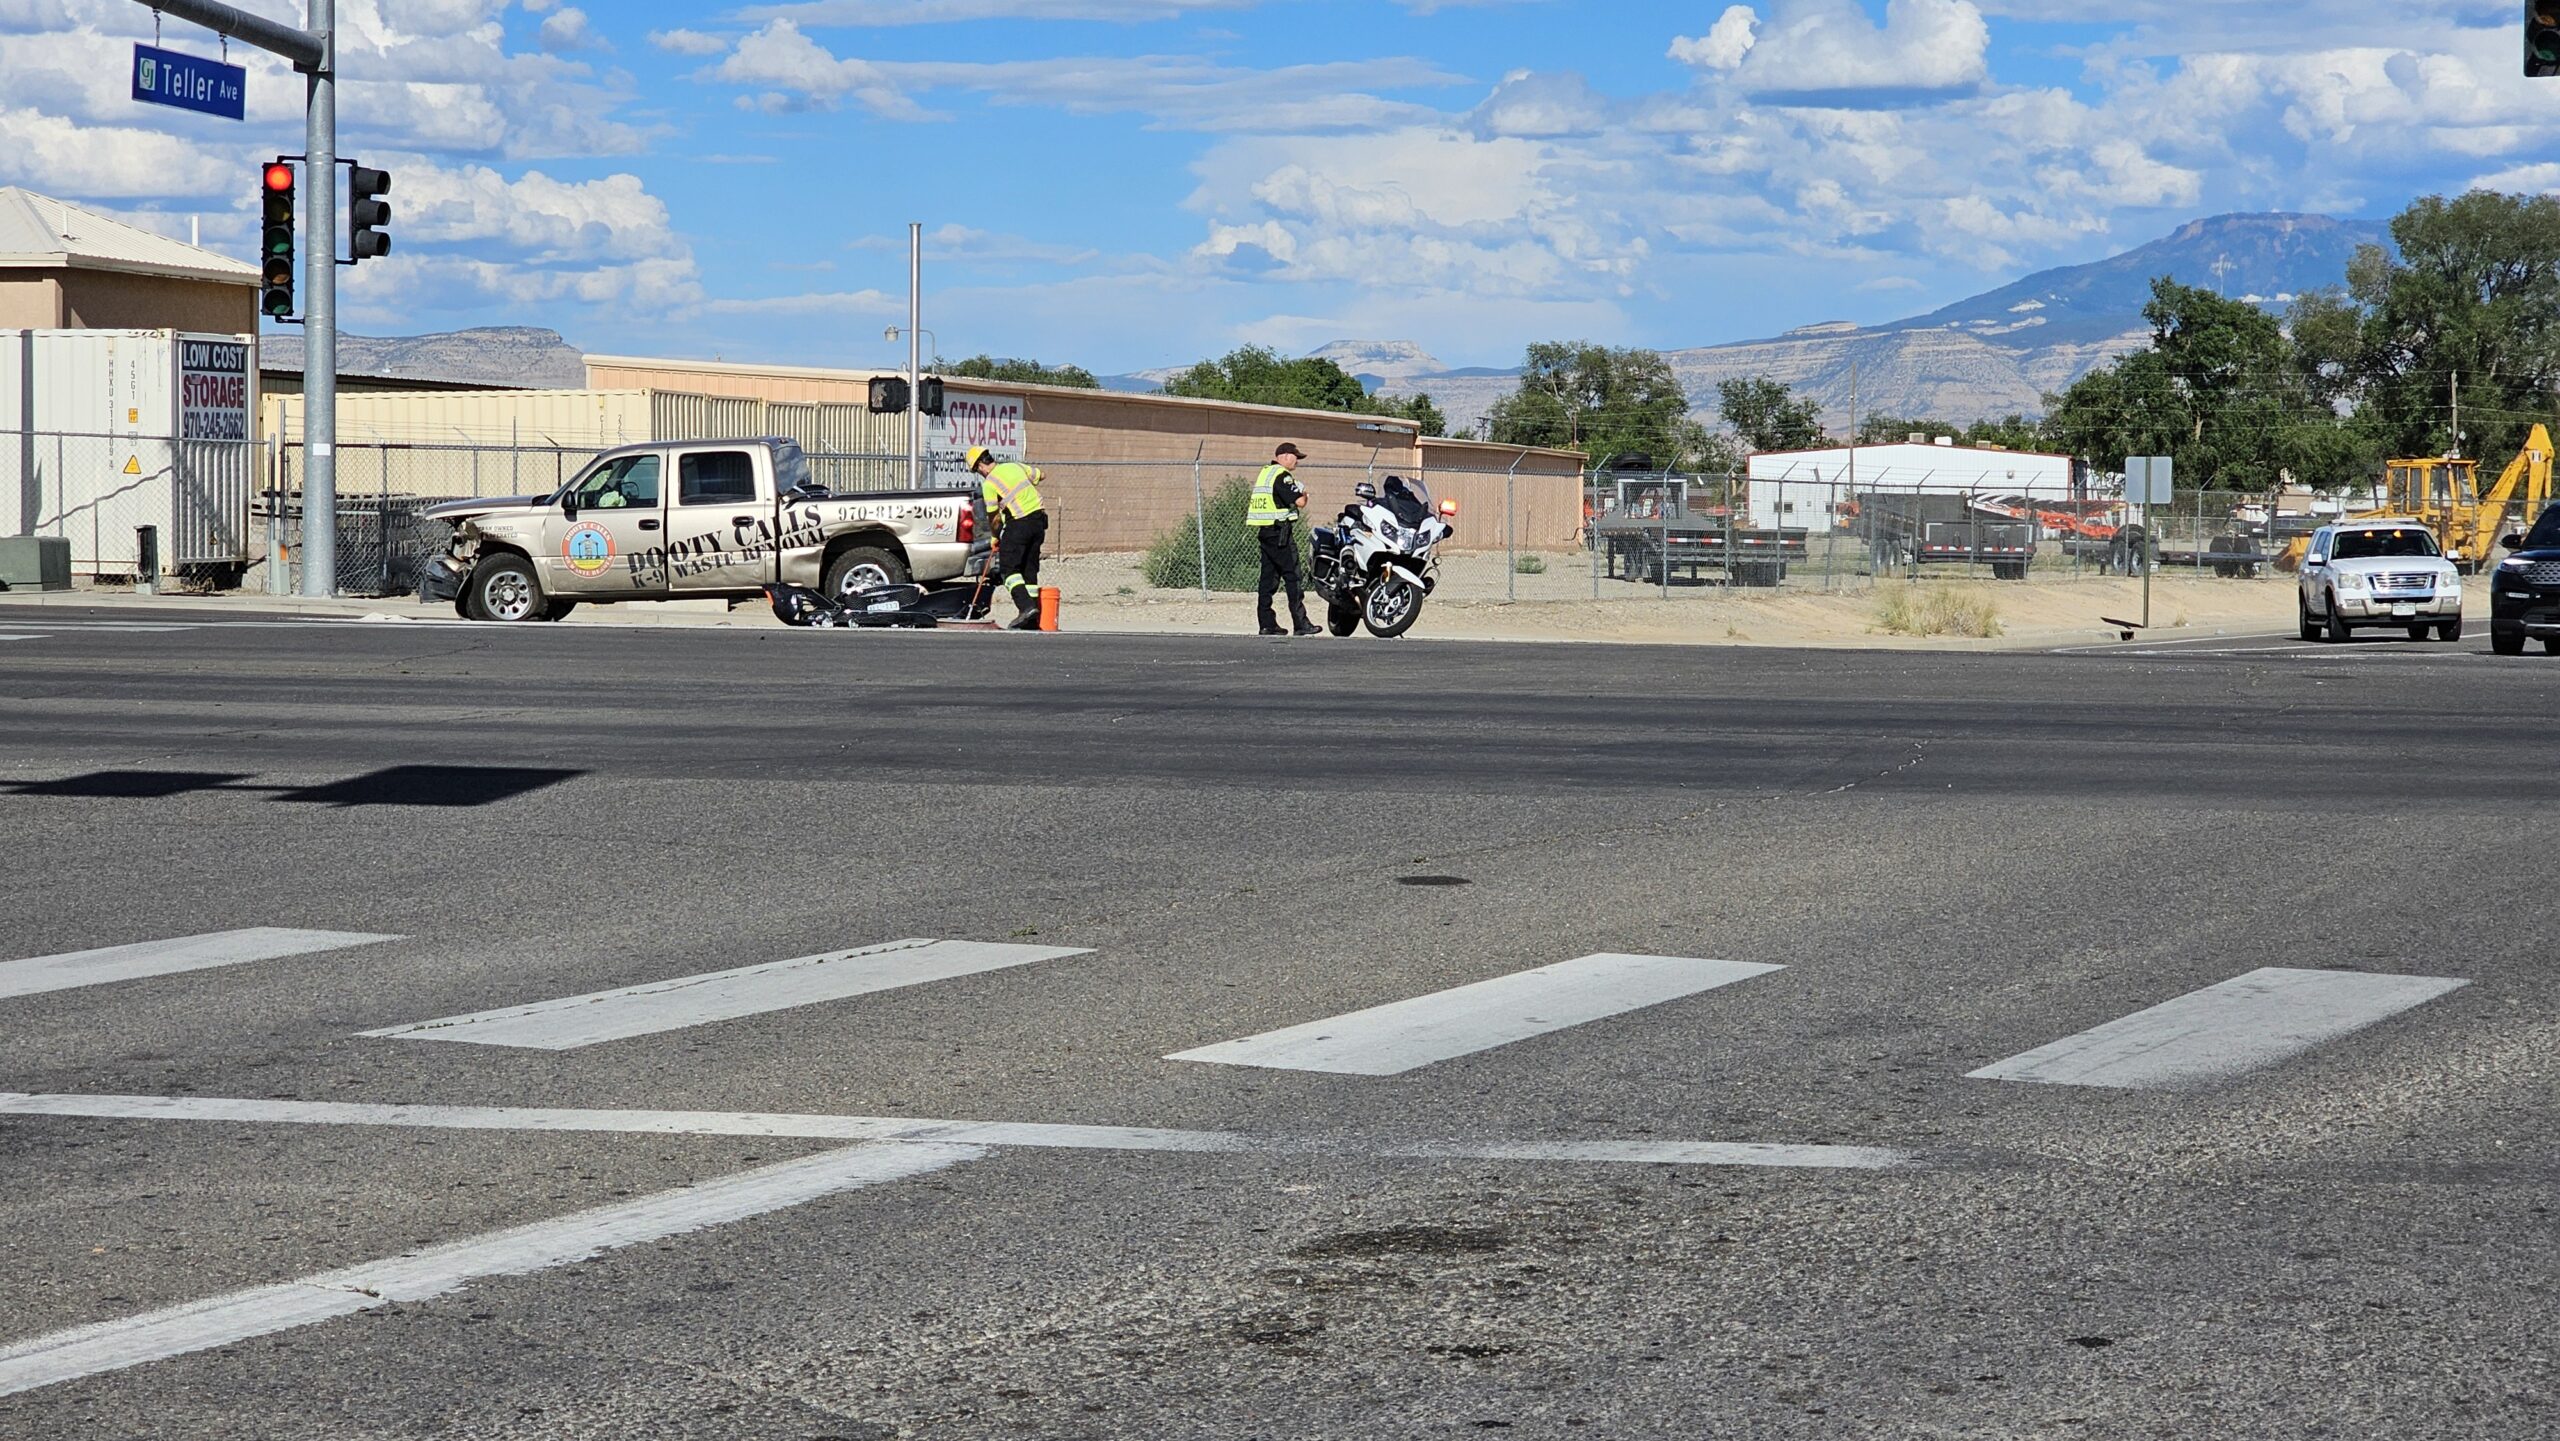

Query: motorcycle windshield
left=1381, top=476, right=1433, bottom=527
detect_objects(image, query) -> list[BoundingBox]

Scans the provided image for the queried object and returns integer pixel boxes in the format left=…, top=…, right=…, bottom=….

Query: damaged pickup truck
left=419, top=437, right=985, bottom=622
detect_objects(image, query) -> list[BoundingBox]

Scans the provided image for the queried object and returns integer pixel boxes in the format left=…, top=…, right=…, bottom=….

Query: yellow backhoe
left=2277, top=425, right=2555, bottom=573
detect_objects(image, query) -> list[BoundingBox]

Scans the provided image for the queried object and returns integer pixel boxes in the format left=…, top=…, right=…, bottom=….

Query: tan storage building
left=0, top=188, right=258, bottom=335
left=581, top=354, right=1584, bottom=552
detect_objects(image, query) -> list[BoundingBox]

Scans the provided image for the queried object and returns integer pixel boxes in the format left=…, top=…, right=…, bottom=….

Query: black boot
left=1009, top=589, right=1042, bottom=630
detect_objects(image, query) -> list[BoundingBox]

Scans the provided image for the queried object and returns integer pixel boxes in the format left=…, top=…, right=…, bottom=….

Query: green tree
left=1164, top=345, right=1372, bottom=412
left=1715, top=376, right=1827, bottom=453
left=1485, top=341, right=1712, bottom=470
left=2042, top=277, right=2355, bottom=491
left=2344, top=190, right=2560, bottom=463
left=941, top=355, right=1100, bottom=389
left=1374, top=390, right=1448, bottom=437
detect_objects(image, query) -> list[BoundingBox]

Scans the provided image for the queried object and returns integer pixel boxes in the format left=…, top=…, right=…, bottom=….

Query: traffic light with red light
left=348, top=165, right=391, bottom=260
left=2532, top=2, right=2560, bottom=75
left=260, top=160, right=296, bottom=321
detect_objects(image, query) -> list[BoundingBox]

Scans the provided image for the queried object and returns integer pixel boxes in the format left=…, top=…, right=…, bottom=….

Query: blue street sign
left=132, top=44, right=246, bottom=122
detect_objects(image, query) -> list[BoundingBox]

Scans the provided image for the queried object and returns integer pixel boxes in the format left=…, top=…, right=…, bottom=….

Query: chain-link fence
left=28, top=428, right=2505, bottom=605
left=2, top=429, right=259, bottom=586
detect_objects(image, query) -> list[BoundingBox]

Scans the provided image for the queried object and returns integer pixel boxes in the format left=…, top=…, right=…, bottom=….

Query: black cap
left=1274, top=442, right=1304, bottom=459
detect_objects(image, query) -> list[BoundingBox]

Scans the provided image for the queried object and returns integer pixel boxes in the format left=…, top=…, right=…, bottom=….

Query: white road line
left=1967, top=966, right=2468, bottom=1091
left=0, top=634, right=43, bottom=641
left=0, top=928, right=401, bottom=1002
left=357, top=938, right=1089, bottom=1050
left=0, top=1141, right=979, bottom=1399
left=0, top=1092, right=1918, bottom=1171
left=1166, top=953, right=1781, bottom=1076
left=2049, top=630, right=2296, bottom=654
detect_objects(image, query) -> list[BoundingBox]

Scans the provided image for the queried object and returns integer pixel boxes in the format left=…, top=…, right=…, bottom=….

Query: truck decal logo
left=565, top=524, right=615, bottom=575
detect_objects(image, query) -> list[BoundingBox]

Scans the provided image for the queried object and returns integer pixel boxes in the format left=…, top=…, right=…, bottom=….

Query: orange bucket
left=1038, top=586, right=1062, bottom=631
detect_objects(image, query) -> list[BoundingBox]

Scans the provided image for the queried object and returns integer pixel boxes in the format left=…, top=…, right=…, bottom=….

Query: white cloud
left=733, top=0, right=1245, bottom=22
left=697, top=288, right=900, bottom=316
left=696, top=21, right=1459, bottom=131
left=1669, top=6, right=1758, bottom=72
left=536, top=6, right=606, bottom=53
left=649, top=27, right=730, bottom=55
left=1678, top=0, right=1991, bottom=101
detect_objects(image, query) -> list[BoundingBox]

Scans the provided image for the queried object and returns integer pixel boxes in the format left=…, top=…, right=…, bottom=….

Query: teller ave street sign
left=132, top=43, right=246, bottom=122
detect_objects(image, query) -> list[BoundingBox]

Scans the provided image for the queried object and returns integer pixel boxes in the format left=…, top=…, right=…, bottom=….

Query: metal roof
left=0, top=187, right=257, bottom=285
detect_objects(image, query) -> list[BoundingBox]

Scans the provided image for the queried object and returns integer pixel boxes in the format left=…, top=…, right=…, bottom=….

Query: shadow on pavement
left=4, top=765, right=583, bottom=808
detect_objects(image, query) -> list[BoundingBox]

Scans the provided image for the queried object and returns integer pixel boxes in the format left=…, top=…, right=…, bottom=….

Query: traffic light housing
left=348, top=165, right=391, bottom=261
left=2533, top=2, right=2560, bottom=76
left=918, top=376, right=945, bottom=417
left=867, top=376, right=910, bottom=413
left=259, top=160, right=296, bottom=320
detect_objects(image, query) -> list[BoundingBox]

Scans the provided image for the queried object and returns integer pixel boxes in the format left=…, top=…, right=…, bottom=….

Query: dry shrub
left=1874, top=584, right=2001, bottom=637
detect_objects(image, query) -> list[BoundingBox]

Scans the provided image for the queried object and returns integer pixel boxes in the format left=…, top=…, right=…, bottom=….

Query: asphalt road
left=0, top=606, right=2552, bottom=1440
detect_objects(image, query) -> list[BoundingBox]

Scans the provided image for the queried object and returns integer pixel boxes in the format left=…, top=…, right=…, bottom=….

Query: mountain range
left=1098, top=212, right=2384, bottom=432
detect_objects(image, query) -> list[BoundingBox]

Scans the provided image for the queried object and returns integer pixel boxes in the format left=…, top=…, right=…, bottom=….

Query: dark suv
left=2491, top=501, right=2560, bottom=655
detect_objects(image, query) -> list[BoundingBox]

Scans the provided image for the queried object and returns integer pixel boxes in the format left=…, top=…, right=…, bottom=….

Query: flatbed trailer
left=1594, top=478, right=1807, bottom=587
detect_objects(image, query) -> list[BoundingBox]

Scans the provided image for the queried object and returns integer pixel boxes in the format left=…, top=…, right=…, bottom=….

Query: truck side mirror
left=2503, top=533, right=2525, bottom=550
left=562, top=492, right=580, bottom=521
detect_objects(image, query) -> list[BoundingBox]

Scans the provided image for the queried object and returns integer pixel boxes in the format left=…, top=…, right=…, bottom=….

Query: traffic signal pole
left=137, top=0, right=337, bottom=593
left=302, top=0, right=336, bottom=595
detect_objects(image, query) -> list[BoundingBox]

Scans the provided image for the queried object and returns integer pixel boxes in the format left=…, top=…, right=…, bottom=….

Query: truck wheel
left=2492, top=628, right=2525, bottom=656
left=2324, top=594, right=2351, bottom=643
left=2406, top=625, right=2428, bottom=641
left=466, top=555, right=545, bottom=622
left=824, top=545, right=910, bottom=602
left=2436, top=618, right=2461, bottom=642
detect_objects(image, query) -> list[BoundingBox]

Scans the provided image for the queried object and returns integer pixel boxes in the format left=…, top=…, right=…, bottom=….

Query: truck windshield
left=2331, top=528, right=2439, bottom=560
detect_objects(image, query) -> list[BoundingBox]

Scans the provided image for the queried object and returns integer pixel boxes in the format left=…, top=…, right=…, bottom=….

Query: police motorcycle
left=1309, top=475, right=1456, bottom=638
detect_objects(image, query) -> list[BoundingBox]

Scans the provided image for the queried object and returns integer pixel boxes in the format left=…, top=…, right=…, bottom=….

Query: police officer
left=968, top=446, right=1047, bottom=630
left=1249, top=441, right=1320, bottom=636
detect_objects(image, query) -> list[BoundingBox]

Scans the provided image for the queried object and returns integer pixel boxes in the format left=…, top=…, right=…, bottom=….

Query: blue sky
left=2, top=1, right=2551, bottom=374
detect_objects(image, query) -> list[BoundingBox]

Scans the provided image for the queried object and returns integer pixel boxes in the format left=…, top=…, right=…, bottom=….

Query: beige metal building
left=0, top=188, right=258, bottom=334
left=264, top=355, right=1587, bottom=554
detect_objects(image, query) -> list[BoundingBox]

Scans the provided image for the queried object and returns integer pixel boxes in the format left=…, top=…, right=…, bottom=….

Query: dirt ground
left=1038, top=550, right=2382, bottom=650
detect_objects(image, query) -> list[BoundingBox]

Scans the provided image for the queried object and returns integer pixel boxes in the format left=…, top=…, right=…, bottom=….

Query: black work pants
left=997, top=510, right=1047, bottom=612
left=1257, top=524, right=1309, bottom=630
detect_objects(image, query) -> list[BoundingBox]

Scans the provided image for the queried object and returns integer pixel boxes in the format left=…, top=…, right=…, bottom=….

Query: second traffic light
left=2533, top=2, right=2560, bottom=76
left=260, top=160, right=295, bottom=320
left=348, top=165, right=391, bottom=260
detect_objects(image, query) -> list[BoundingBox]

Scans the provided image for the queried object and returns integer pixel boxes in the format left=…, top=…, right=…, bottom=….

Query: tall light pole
left=907, top=222, right=921, bottom=488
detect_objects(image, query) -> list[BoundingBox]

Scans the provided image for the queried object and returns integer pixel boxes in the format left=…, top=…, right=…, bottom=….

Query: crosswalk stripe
left=1167, top=952, right=1782, bottom=1076
left=0, top=1092, right=1919, bottom=1171
left=0, top=1140, right=981, bottom=1399
left=357, top=937, right=1090, bottom=1051
left=0, top=928, right=401, bottom=1002
left=1966, top=966, right=2468, bottom=1090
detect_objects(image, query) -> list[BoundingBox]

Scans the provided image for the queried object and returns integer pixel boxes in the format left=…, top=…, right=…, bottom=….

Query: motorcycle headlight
left=1378, top=522, right=1401, bottom=544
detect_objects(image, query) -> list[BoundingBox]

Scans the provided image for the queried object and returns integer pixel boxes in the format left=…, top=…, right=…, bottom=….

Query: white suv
left=2297, top=519, right=2463, bottom=643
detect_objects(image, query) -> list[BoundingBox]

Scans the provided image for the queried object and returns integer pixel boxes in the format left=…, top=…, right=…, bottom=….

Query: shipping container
left=0, top=328, right=258, bottom=577
left=260, top=388, right=659, bottom=448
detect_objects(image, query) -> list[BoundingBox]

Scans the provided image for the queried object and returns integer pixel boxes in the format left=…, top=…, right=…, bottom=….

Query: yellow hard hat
left=965, top=446, right=993, bottom=469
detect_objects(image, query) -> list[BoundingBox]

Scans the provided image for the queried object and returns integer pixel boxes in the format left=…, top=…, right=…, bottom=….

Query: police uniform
left=976, top=453, right=1048, bottom=628
left=1249, top=452, right=1318, bottom=636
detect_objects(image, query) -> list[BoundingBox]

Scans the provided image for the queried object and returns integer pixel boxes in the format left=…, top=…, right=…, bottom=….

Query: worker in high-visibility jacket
left=1247, top=441, right=1320, bottom=636
left=968, top=446, right=1048, bottom=630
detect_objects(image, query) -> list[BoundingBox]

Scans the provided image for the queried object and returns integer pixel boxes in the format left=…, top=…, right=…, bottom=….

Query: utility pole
left=2450, top=371, right=2461, bottom=458
left=906, top=222, right=921, bottom=489
left=138, top=0, right=335, bottom=593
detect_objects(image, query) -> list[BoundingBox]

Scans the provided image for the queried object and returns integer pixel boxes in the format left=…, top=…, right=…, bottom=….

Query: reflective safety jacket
left=981, top=461, right=1044, bottom=521
left=1247, top=463, right=1296, bottom=528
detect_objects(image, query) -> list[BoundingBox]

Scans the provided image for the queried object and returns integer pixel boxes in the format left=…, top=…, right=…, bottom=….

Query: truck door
left=666, top=447, right=772, bottom=593
left=541, top=451, right=665, bottom=597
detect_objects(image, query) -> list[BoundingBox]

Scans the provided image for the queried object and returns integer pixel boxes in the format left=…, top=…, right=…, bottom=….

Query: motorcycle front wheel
left=1362, top=574, right=1422, bottom=638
